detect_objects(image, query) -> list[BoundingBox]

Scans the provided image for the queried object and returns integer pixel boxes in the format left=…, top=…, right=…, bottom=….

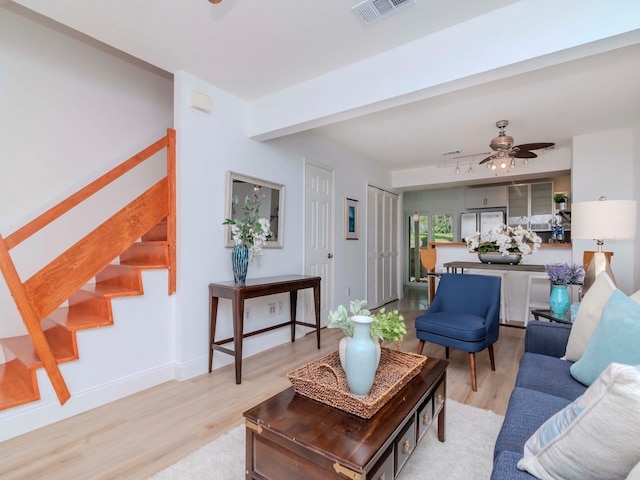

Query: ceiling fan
left=477, top=120, right=555, bottom=167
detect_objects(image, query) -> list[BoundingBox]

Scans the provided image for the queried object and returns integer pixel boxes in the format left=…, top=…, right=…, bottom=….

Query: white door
left=304, top=163, right=334, bottom=327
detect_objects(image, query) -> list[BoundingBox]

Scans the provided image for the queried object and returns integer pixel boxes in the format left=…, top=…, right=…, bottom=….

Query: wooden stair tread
left=0, top=360, right=38, bottom=410
left=117, top=260, right=169, bottom=268
left=81, top=283, right=142, bottom=297
left=1, top=332, right=75, bottom=368
left=48, top=308, right=114, bottom=331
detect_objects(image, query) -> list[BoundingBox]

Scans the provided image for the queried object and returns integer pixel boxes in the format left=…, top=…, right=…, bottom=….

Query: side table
left=531, top=309, right=573, bottom=325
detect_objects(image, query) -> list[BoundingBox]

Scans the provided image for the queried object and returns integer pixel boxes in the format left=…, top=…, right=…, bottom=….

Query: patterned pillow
left=517, top=363, right=640, bottom=480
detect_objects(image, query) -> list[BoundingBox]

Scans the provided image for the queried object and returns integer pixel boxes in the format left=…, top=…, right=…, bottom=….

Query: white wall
left=572, top=128, right=637, bottom=294
left=0, top=8, right=174, bottom=335
left=172, top=72, right=392, bottom=379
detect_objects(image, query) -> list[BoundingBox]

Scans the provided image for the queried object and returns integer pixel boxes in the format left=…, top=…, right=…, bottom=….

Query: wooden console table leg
left=232, top=294, right=245, bottom=384
left=313, top=283, right=321, bottom=349
left=289, top=290, right=297, bottom=342
left=209, top=295, right=219, bottom=373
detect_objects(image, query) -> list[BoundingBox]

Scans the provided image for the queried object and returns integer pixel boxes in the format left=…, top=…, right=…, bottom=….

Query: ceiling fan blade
left=513, top=150, right=537, bottom=159
left=515, top=142, right=555, bottom=151
left=478, top=155, right=495, bottom=165
left=452, top=151, right=491, bottom=160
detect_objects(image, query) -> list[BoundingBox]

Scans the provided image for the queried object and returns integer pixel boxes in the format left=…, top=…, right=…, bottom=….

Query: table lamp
left=571, top=196, right=637, bottom=294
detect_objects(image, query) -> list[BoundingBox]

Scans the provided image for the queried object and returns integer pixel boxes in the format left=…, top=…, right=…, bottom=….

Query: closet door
left=367, top=186, right=398, bottom=308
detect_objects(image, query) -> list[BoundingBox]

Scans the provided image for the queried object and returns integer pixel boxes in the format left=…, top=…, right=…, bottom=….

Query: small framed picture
left=345, top=198, right=359, bottom=240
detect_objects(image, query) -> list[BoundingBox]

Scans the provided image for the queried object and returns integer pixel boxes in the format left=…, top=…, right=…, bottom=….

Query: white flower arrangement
left=223, top=194, right=272, bottom=259
left=466, top=224, right=542, bottom=257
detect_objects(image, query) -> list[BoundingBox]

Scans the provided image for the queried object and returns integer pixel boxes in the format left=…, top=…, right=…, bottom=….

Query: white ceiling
left=8, top=0, right=640, bottom=183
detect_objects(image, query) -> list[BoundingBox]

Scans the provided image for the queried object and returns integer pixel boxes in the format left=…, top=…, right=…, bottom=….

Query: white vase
left=338, top=335, right=381, bottom=371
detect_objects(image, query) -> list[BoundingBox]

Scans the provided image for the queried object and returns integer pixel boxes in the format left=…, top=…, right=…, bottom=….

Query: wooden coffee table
left=243, top=357, right=448, bottom=480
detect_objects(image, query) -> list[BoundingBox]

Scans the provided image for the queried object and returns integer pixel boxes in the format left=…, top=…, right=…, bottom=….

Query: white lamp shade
left=572, top=199, right=637, bottom=240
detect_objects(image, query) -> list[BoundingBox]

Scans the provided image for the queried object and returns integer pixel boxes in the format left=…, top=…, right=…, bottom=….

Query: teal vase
left=549, top=285, right=570, bottom=316
left=345, top=315, right=378, bottom=398
left=231, top=244, right=249, bottom=284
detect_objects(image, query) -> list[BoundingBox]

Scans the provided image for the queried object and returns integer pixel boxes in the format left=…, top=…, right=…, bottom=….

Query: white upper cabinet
left=465, top=186, right=507, bottom=209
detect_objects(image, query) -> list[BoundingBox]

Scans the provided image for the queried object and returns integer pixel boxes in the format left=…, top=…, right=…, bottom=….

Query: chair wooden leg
left=468, top=352, right=477, bottom=392
left=417, top=340, right=425, bottom=355
left=445, top=346, right=450, bottom=359
left=488, top=344, right=496, bottom=371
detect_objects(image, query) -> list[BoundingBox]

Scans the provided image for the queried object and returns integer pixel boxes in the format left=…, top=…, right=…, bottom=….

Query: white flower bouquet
left=466, top=224, right=542, bottom=257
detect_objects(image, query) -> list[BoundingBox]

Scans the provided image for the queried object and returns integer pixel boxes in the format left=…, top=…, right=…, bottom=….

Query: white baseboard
left=0, top=363, right=174, bottom=443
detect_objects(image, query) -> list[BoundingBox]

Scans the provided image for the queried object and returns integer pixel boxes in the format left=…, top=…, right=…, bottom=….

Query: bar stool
left=523, top=273, right=550, bottom=326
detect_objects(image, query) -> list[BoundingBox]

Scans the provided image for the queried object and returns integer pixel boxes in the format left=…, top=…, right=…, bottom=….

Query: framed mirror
left=224, top=171, right=285, bottom=248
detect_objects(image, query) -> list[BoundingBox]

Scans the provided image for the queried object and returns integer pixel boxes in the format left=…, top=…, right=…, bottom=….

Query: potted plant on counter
left=554, top=193, right=568, bottom=210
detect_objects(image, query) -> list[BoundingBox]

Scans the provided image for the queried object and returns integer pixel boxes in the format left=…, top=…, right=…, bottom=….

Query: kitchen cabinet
left=465, top=186, right=507, bottom=209
left=507, top=182, right=554, bottom=231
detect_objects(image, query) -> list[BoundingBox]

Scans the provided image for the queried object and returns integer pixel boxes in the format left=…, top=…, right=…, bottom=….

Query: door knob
left=327, top=253, right=333, bottom=259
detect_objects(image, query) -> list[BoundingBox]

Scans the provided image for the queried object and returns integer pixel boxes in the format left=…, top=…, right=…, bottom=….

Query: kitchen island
left=428, top=243, right=576, bottom=325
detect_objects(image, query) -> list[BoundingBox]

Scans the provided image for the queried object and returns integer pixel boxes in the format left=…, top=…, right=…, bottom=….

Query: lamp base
left=582, top=251, right=616, bottom=295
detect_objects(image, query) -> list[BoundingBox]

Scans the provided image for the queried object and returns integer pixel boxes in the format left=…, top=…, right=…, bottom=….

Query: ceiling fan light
left=510, top=158, right=516, bottom=168
left=468, top=165, right=473, bottom=173
left=523, top=158, right=529, bottom=165
left=500, top=160, right=507, bottom=169
left=490, top=161, right=497, bottom=170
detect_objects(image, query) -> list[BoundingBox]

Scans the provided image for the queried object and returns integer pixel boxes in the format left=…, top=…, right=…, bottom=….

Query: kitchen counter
left=424, top=242, right=577, bottom=324
left=429, top=242, right=572, bottom=249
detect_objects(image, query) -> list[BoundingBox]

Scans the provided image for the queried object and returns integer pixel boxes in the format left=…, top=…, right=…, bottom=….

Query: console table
left=244, top=357, right=448, bottom=480
left=209, top=274, right=321, bottom=384
left=443, top=261, right=546, bottom=273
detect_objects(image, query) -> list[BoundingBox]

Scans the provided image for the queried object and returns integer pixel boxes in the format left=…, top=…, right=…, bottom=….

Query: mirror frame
left=224, top=171, right=285, bottom=249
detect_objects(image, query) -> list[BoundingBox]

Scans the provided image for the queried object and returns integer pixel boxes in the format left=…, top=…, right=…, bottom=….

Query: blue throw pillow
left=570, top=289, right=640, bottom=386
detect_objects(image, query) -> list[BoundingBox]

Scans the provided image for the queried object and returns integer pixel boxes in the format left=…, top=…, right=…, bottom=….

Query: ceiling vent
left=352, top=0, right=415, bottom=25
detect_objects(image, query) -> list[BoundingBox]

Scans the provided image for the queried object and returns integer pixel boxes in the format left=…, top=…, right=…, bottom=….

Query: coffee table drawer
left=394, top=417, right=416, bottom=475
left=369, top=445, right=394, bottom=480
left=433, top=379, right=445, bottom=416
left=417, top=396, right=433, bottom=442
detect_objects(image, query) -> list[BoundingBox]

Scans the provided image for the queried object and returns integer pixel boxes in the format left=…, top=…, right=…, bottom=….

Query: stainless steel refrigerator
left=461, top=211, right=505, bottom=241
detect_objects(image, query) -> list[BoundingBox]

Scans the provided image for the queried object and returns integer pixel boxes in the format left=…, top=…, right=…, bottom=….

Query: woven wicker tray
left=287, top=347, right=427, bottom=419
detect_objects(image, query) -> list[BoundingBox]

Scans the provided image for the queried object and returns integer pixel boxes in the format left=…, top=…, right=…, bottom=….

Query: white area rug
left=150, top=399, right=504, bottom=480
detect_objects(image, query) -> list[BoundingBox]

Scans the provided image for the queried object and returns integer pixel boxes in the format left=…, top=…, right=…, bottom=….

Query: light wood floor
left=0, top=296, right=524, bottom=480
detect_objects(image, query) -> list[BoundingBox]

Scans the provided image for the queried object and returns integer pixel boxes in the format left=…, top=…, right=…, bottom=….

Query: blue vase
left=345, top=315, right=378, bottom=398
left=549, top=285, right=570, bottom=316
left=231, top=244, right=249, bottom=284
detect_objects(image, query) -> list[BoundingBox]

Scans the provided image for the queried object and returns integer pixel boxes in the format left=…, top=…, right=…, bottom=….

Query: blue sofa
left=490, top=321, right=587, bottom=479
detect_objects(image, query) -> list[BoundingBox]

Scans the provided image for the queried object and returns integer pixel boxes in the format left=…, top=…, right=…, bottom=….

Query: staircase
left=0, top=129, right=176, bottom=411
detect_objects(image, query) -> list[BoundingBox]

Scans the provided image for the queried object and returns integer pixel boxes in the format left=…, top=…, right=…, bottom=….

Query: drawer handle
left=403, top=439, right=411, bottom=455
left=423, top=414, right=431, bottom=426
left=437, top=393, right=444, bottom=405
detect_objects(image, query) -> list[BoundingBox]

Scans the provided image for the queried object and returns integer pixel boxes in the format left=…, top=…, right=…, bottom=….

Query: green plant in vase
left=328, top=300, right=407, bottom=370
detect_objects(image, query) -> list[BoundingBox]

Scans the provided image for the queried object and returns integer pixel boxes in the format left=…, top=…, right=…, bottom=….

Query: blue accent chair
left=415, top=273, right=501, bottom=391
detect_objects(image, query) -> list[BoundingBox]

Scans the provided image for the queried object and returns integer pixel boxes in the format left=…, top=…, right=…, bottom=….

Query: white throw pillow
left=564, top=272, right=615, bottom=361
left=628, top=462, right=640, bottom=480
left=517, top=363, right=640, bottom=480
